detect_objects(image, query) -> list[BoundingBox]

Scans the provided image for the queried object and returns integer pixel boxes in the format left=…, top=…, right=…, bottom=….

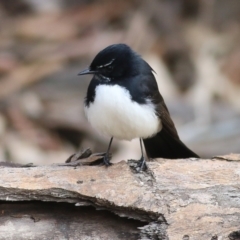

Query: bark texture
left=0, top=154, right=240, bottom=239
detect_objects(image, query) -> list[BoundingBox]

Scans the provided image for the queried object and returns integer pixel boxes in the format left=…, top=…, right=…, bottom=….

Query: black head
left=78, top=44, right=142, bottom=82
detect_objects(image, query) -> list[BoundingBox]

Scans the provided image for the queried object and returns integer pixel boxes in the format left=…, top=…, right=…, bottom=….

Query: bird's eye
left=105, top=65, right=113, bottom=70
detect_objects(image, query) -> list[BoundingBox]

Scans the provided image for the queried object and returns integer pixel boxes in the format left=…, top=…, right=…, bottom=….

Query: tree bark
left=0, top=154, right=240, bottom=239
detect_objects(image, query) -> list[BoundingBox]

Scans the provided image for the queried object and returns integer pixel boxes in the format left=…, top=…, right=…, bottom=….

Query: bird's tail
left=143, top=128, right=199, bottom=159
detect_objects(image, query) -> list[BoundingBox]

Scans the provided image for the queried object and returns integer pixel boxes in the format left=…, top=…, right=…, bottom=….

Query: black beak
left=78, top=68, right=96, bottom=76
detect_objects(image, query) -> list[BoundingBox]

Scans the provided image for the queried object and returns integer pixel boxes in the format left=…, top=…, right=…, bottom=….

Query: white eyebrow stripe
left=98, top=59, right=115, bottom=68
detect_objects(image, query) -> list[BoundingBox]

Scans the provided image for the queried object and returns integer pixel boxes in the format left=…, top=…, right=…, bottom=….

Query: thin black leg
left=103, top=137, right=113, bottom=166
left=137, top=138, right=147, bottom=171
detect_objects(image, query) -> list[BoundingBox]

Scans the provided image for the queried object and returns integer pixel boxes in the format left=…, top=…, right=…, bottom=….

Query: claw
left=102, top=153, right=112, bottom=166
left=137, top=156, right=147, bottom=171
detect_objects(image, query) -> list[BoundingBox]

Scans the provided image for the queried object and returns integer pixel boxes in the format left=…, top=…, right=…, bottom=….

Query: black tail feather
left=143, top=128, right=199, bottom=159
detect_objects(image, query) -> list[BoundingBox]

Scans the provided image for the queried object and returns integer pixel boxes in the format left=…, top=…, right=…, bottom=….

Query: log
left=0, top=154, right=240, bottom=239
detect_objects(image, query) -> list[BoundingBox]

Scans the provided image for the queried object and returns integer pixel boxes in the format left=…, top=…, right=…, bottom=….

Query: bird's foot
left=137, top=156, right=147, bottom=171
left=102, top=152, right=112, bottom=167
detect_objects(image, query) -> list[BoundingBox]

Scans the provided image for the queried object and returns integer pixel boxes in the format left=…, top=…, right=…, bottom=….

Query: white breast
left=85, top=84, right=162, bottom=140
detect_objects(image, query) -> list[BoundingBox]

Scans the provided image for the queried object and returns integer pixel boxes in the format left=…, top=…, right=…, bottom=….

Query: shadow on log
left=0, top=153, right=240, bottom=239
left=0, top=202, right=143, bottom=240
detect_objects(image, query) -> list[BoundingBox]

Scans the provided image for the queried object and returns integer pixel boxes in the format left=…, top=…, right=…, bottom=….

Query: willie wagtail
left=78, top=44, right=199, bottom=169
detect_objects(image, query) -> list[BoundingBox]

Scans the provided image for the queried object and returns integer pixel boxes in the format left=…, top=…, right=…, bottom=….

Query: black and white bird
left=78, top=44, right=199, bottom=169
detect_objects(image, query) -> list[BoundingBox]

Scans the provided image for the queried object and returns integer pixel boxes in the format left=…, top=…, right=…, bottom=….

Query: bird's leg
left=137, top=138, right=147, bottom=171
left=103, top=137, right=113, bottom=166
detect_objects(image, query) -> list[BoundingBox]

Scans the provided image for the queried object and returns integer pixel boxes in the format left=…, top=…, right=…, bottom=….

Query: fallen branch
left=0, top=154, right=240, bottom=239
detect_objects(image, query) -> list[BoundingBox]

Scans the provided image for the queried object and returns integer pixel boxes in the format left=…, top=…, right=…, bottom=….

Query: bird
left=78, top=43, right=199, bottom=170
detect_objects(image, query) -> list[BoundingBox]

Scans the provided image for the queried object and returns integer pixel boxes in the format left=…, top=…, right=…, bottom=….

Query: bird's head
left=78, top=44, right=139, bottom=82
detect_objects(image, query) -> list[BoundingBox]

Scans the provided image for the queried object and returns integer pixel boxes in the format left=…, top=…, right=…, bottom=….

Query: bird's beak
left=78, top=68, right=96, bottom=76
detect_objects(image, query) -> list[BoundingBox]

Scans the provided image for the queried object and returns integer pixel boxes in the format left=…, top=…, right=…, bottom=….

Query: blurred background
left=0, top=0, right=240, bottom=165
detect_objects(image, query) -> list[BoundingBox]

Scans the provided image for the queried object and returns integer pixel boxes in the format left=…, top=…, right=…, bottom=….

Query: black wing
left=140, top=72, right=199, bottom=159
left=139, top=72, right=180, bottom=140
